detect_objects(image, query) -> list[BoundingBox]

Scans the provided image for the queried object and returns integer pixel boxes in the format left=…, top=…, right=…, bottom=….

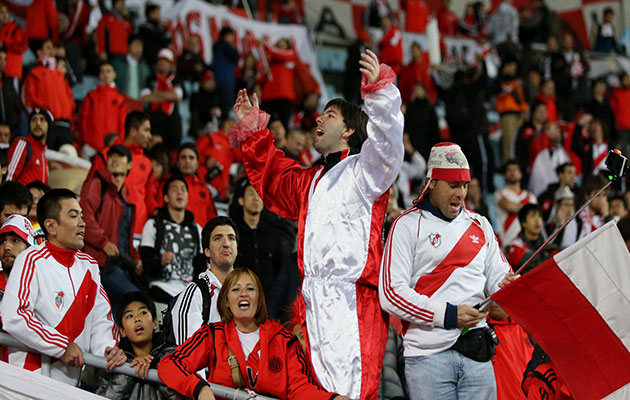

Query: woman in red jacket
left=159, top=268, right=349, bottom=400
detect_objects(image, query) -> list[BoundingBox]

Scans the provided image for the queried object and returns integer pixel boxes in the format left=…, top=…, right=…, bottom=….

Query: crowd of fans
left=0, top=0, right=629, bottom=399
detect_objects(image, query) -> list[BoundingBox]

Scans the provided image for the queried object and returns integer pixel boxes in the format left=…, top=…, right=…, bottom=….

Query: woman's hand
left=198, top=385, right=216, bottom=400
left=130, top=354, right=154, bottom=379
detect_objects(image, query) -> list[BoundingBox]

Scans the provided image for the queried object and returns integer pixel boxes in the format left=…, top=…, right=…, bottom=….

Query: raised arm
left=356, top=50, right=405, bottom=202
left=231, top=89, right=308, bottom=220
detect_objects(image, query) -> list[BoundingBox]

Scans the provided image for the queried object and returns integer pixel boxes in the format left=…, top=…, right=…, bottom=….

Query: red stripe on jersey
left=414, top=221, right=486, bottom=298
left=55, top=270, right=97, bottom=342
left=17, top=248, right=68, bottom=348
left=503, top=195, right=532, bottom=233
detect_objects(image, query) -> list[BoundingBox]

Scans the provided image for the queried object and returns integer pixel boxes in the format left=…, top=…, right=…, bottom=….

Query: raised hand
left=359, top=49, right=380, bottom=84
left=234, top=89, right=260, bottom=121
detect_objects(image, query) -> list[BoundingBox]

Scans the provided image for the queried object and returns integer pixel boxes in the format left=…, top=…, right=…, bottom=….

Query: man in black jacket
left=140, top=174, right=201, bottom=303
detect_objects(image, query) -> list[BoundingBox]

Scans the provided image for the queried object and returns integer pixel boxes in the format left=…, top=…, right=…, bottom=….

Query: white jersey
left=494, top=187, right=537, bottom=248
left=170, top=268, right=222, bottom=345
left=0, top=242, right=118, bottom=385
left=379, top=207, right=510, bottom=357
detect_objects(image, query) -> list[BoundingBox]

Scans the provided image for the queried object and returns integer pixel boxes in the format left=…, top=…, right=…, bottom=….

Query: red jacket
left=0, top=21, right=28, bottom=79
left=158, top=320, right=336, bottom=400
left=6, top=136, right=48, bottom=185
left=403, top=0, right=428, bottom=33
left=379, top=25, right=403, bottom=74
left=536, top=93, right=558, bottom=122
left=78, top=83, right=127, bottom=151
left=398, top=55, right=436, bottom=104
left=25, top=0, right=58, bottom=42
left=261, top=44, right=297, bottom=102
left=489, top=316, right=534, bottom=400
left=195, top=129, right=242, bottom=199
left=437, top=7, right=459, bottom=36
left=97, top=13, right=133, bottom=56
left=80, top=168, right=139, bottom=267
left=23, top=65, right=75, bottom=121
left=87, top=141, right=158, bottom=235
left=158, top=173, right=218, bottom=226
left=610, top=87, right=630, bottom=131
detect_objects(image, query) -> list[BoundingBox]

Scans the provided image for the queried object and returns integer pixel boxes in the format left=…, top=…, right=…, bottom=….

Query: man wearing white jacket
left=231, top=49, right=404, bottom=400
left=380, top=142, right=516, bottom=400
left=1, top=189, right=126, bottom=385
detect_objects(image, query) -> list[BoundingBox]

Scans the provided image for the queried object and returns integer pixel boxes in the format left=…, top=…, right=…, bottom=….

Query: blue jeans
left=405, top=349, right=496, bottom=400
left=101, top=266, right=139, bottom=311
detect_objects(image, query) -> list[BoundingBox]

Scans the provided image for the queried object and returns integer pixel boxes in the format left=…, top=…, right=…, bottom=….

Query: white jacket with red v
left=238, top=65, right=403, bottom=399
left=380, top=207, right=510, bottom=357
left=0, top=242, right=118, bottom=385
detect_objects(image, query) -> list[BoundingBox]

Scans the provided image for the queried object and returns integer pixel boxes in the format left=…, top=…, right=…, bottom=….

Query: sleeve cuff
left=444, top=302, right=458, bottom=330
left=360, top=63, right=397, bottom=99
left=227, top=109, right=271, bottom=147
left=193, top=380, right=210, bottom=399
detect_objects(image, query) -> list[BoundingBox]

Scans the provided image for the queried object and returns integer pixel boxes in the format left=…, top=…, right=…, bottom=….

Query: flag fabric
left=492, top=221, right=630, bottom=400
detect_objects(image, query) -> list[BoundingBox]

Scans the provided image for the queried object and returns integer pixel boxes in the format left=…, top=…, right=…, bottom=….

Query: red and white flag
left=492, top=221, right=630, bottom=400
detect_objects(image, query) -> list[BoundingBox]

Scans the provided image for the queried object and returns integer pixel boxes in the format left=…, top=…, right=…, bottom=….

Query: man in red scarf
left=141, top=48, right=183, bottom=151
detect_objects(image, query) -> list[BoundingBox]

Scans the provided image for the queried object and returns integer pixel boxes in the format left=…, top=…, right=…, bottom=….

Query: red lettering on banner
left=208, top=16, right=218, bottom=43
left=186, top=11, right=205, bottom=59
left=172, top=20, right=188, bottom=55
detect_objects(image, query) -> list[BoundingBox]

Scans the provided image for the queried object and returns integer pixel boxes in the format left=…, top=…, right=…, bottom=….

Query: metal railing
left=0, top=332, right=276, bottom=400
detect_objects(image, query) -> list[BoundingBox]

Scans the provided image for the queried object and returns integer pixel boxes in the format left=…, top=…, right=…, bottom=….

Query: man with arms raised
left=231, top=49, right=403, bottom=399
left=1, top=189, right=127, bottom=385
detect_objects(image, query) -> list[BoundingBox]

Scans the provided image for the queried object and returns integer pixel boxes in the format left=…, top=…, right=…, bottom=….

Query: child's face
left=0, top=125, right=9, bottom=144
left=120, top=301, right=157, bottom=345
left=523, top=211, right=543, bottom=237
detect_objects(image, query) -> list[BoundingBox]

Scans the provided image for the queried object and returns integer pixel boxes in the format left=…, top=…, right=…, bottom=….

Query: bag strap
left=226, top=344, right=246, bottom=388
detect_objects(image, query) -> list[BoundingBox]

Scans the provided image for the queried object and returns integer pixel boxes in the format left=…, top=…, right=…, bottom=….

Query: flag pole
left=477, top=149, right=629, bottom=311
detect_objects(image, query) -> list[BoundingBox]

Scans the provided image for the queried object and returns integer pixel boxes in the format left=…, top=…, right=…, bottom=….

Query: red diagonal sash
left=55, top=271, right=97, bottom=342
left=414, top=221, right=486, bottom=298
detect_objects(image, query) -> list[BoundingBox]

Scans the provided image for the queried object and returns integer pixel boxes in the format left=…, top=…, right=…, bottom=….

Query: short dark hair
left=518, top=203, right=541, bottom=225
left=610, top=195, right=628, bottom=209
left=26, top=180, right=51, bottom=194
left=37, top=188, right=76, bottom=238
left=323, top=98, right=368, bottom=151
left=219, top=26, right=234, bottom=38
left=99, top=61, right=114, bottom=71
left=145, top=2, right=160, bottom=19
left=556, top=162, right=574, bottom=176
left=603, top=7, right=614, bottom=16
left=217, top=268, right=268, bottom=325
left=33, top=38, right=53, bottom=53
left=177, top=142, right=199, bottom=160
left=502, top=159, right=520, bottom=174
left=124, top=111, right=150, bottom=136
left=202, top=216, right=239, bottom=254
left=162, top=174, right=188, bottom=197
left=0, top=181, right=33, bottom=216
left=582, top=173, right=607, bottom=198
left=128, top=34, right=142, bottom=45
left=115, top=291, right=157, bottom=326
